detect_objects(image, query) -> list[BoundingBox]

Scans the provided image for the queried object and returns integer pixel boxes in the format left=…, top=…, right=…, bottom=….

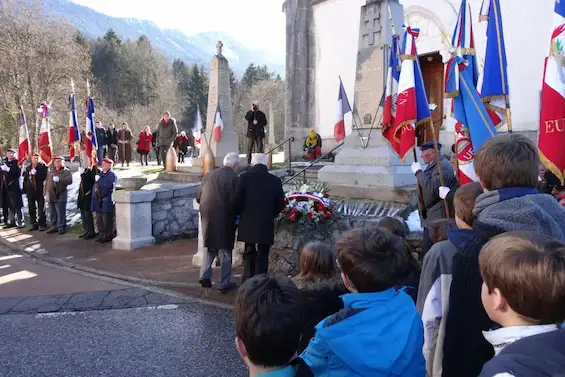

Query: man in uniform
left=1, top=149, right=24, bottom=228
left=411, top=142, right=457, bottom=251
left=92, top=158, right=116, bottom=243
left=77, top=166, right=97, bottom=240
left=45, top=156, right=73, bottom=234
left=23, top=152, right=48, bottom=231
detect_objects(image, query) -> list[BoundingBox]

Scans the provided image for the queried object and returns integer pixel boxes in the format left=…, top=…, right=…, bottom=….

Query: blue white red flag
left=445, top=56, right=497, bottom=153
left=539, top=0, right=565, bottom=185
left=334, top=77, right=352, bottom=142
left=479, top=0, right=508, bottom=128
left=382, top=34, right=402, bottom=156
left=213, top=101, right=223, bottom=142
left=68, top=88, right=80, bottom=161
left=85, top=96, right=97, bottom=167
left=38, top=104, right=53, bottom=165
left=452, top=0, right=479, bottom=86
left=193, top=105, right=203, bottom=145
left=17, top=106, right=30, bottom=166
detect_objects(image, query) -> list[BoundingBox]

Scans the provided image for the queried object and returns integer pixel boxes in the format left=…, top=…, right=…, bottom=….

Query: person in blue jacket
left=92, top=158, right=116, bottom=243
left=301, top=227, right=425, bottom=377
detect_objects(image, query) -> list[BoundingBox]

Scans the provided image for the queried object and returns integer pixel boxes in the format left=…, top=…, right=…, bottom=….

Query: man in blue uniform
left=92, top=158, right=116, bottom=243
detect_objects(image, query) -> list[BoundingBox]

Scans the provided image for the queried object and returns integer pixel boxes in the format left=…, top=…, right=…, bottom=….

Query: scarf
left=483, top=324, right=558, bottom=355
left=305, top=129, right=318, bottom=148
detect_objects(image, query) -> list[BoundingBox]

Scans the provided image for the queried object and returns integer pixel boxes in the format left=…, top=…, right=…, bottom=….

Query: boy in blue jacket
left=301, top=227, right=425, bottom=377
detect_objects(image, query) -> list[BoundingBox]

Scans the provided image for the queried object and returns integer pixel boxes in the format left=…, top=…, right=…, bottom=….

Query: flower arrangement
left=279, top=181, right=335, bottom=224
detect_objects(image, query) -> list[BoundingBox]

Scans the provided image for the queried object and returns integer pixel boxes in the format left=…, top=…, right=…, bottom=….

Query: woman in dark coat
left=292, top=241, right=347, bottom=353
left=173, top=131, right=190, bottom=163
left=117, top=122, right=132, bottom=167
left=237, top=154, right=285, bottom=282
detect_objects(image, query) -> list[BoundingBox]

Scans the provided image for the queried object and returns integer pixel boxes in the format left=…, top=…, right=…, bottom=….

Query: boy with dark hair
left=235, top=275, right=312, bottom=377
left=442, top=134, right=565, bottom=377
left=478, top=231, right=565, bottom=376
left=301, top=227, right=425, bottom=377
left=417, top=182, right=483, bottom=377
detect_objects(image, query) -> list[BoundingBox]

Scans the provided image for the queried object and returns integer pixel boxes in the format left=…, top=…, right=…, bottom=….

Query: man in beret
left=0, top=149, right=24, bottom=228
left=92, top=158, right=117, bottom=243
left=45, top=156, right=73, bottom=234
left=411, top=142, right=457, bottom=251
left=23, top=152, right=48, bottom=231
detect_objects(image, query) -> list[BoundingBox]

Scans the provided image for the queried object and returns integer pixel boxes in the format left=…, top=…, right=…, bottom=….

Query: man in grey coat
left=45, top=156, right=73, bottom=235
left=157, top=111, right=178, bottom=169
left=196, top=152, right=241, bottom=293
left=411, top=142, right=457, bottom=251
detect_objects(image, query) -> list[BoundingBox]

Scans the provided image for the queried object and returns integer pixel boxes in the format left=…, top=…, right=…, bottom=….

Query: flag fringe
left=392, top=119, right=416, bottom=143
left=445, top=91, right=459, bottom=99
left=400, top=55, right=417, bottom=61
left=539, top=150, right=565, bottom=186
left=398, top=145, right=415, bottom=163
left=416, top=116, right=432, bottom=128
left=479, top=15, right=489, bottom=22
left=458, top=47, right=476, bottom=56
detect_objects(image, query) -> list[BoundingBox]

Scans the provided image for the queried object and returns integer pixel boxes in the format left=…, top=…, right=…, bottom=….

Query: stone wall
left=149, top=184, right=199, bottom=242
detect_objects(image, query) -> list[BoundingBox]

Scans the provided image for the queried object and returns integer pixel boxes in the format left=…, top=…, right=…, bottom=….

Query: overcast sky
left=71, top=0, right=286, bottom=55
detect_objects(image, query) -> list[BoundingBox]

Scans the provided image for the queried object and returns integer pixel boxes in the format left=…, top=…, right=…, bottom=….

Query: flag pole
left=504, top=95, right=513, bottom=133
left=429, top=118, right=450, bottom=218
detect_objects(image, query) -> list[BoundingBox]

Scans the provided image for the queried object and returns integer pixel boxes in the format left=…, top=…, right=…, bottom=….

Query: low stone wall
left=148, top=183, right=200, bottom=242
left=234, top=216, right=423, bottom=276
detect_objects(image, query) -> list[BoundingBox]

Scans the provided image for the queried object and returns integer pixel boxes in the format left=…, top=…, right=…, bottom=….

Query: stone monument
left=317, top=0, right=418, bottom=204
left=200, top=41, right=239, bottom=167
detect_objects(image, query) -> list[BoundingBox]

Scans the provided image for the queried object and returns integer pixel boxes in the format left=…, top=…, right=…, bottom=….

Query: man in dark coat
left=237, top=153, right=285, bottom=282
left=196, top=152, right=241, bottom=292
left=152, top=127, right=160, bottom=165
left=23, top=153, right=48, bottom=231
left=45, top=156, right=73, bottom=234
left=1, top=149, right=24, bottom=228
left=157, top=111, right=178, bottom=168
left=411, top=142, right=457, bottom=252
left=77, top=166, right=97, bottom=239
left=92, top=158, right=116, bottom=243
left=95, top=121, right=107, bottom=166
left=106, top=124, right=118, bottom=162
left=244, top=102, right=267, bottom=164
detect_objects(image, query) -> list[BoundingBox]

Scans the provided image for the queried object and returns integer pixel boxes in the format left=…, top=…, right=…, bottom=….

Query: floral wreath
left=279, top=182, right=334, bottom=224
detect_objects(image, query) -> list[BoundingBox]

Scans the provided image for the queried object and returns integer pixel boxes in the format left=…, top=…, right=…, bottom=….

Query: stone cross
left=216, top=41, right=223, bottom=56
left=362, top=5, right=382, bottom=47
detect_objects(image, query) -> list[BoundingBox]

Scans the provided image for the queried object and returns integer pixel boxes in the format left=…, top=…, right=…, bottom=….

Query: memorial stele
left=316, top=0, right=418, bottom=204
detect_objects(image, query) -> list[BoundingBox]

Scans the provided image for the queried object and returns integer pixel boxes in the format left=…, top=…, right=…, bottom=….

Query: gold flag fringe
left=540, top=149, right=565, bottom=186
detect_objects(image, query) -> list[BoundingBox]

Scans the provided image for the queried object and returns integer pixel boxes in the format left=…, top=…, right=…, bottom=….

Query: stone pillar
left=200, top=41, right=239, bottom=168
left=283, top=0, right=316, bottom=160
left=112, top=190, right=156, bottom=251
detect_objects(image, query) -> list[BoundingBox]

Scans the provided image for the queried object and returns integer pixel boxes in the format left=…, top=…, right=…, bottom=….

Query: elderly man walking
left=238, top=153, right=285, bottom=282
left=196, top=152, right=241, bottom=293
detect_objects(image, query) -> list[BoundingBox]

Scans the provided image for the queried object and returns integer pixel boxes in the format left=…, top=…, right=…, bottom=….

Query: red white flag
left=37, top=103, right=53, bottom=165
left=539, top=1, right=565, bottom=185
left=213, top=102, right=223, bottom=142
left=382, top=35, right=402, bottom=156
left=454, top=122, right=478, bottom=185
left=17, top=106, right=30, bottom=166
left=334, top=78, right=352, bottom=142
left=193, top=105, right=203, bottom=145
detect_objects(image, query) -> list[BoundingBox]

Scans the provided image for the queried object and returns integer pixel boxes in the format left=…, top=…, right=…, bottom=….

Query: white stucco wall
left=312, top=0, right=555, bottom=135
left=313, top=0, right=366, bottom=140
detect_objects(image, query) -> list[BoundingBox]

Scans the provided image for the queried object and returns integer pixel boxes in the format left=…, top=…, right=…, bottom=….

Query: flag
left=68, top=91, right=80, bottom=161
left=445, top=56, right=497, bottom=154
left=454, top=122, right=478, bottom=184
left=382, top=34, right=402, bottom=155
left=539, top=0, right=565, bottom=185
left=193, top=106, right=203, bottom=145
left=17, top=106, right=30, bottom=166
left=85, top=96, right=98, bottom=167
left=38, top=103, right=53, bottom=165
left=452, top=0, right=479, bottom=86
left=479, top=0, right=509, bottom=128
left=213, top=101, right=223, bottom=142
left=334, top=78, right=352, bottom=142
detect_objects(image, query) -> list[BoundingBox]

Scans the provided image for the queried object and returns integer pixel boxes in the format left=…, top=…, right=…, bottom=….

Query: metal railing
left=283, top=141, right=345, bottom=186
left=266, top=137, right=295, bottom=174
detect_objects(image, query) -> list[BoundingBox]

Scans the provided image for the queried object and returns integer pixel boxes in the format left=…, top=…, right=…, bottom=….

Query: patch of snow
left=406, top=210, right=423, bottom=233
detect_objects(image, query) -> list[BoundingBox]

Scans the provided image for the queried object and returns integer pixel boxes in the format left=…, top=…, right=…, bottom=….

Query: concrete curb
left=0, top=233, right=197, bottom=289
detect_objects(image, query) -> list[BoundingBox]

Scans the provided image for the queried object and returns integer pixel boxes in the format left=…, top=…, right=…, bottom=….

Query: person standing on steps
left=1, top=149, right=24, bottom=228
left=106, top=124, right=118, bottom=162
left=92, top=158, right=117, bottom=243
left=152, top=126, right=160, bottom=165
left=245, top=102, right=267, bottom=165
left=117, top=122, right=133, bottom=167
left=45, top=156, right=72, bottom=235
left=157, top=111, right=178, bottom=169
left=77, top=165, right=97, bottom=240
left=95, top=121, right=107, bottom=166
left=138, top=126, right=152, bottom=166
left=23, top=153, right=48, bottom=231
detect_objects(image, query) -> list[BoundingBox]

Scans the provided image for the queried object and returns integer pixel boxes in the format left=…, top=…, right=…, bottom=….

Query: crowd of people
left=228, top=133, right=565, bottom=377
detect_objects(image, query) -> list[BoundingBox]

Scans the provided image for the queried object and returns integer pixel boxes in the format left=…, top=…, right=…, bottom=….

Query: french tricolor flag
left=213, top=101, right=223, bottom=142
left=38, top=103, right=53, bottom=165
left=193, top=105, right=203, bottom=145
left=334, top=78, right=352, bottom=142
left=17, top=106, right=30, bottom=166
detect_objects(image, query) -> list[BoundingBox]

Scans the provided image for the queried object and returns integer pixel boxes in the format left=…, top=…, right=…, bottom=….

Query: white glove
left=78, top=167, right=84, bottom=174
left=30, top=168, right=36, bottom=175
left=53, top=176, right=60, bottom=183
left=439, top=186, right=451, bottom=200
left=2, top=164, right=9, bottom=172
left=95, top=175, right=100, bottom=182
left=411, top=162, right=422, bottom=174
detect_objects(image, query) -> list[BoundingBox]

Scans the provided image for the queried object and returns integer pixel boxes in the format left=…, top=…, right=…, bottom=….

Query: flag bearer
left=23, top=153, right=48, bottom=231
left=92, top=158, right=116, bottom=243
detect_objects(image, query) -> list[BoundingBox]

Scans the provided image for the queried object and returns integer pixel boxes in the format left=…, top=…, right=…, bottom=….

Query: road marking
left=137, top=304, right=179, bottom=311
left=35, top=304, right=179, bottom=318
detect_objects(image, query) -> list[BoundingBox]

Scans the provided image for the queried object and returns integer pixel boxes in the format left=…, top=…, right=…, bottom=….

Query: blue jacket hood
left=447, top=228, right=476, bottom=248
left=302, top=289, right=424, bottom=377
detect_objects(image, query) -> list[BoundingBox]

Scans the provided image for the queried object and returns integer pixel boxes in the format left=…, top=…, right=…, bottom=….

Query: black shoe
left=30, top=224, right=39, bottom=231
left=78, top=231, right=88, bottom=238
left=4, top=223, right=15, bottom=229
left=46, top=228, right=58, bottom=234
left=83, top=233, right=96, bottom=240
left=199, top=279, right=212, bottom=288
left=38, top=226, right=47, bottom=232
left=218, top=282, right=237, bottom=294
left=58, top=229, right=66, bottom=235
